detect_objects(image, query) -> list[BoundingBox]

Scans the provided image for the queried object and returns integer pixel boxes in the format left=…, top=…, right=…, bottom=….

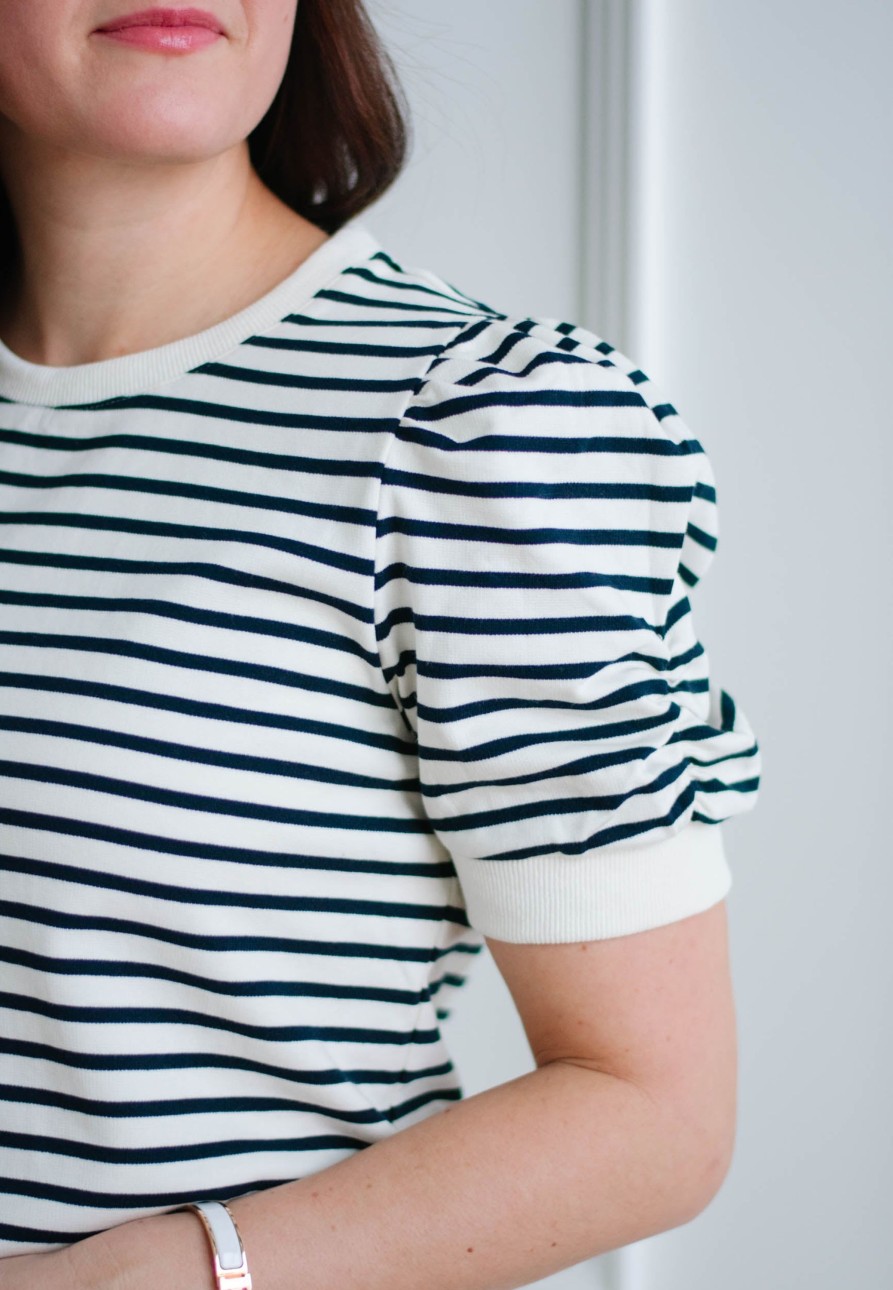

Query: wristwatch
left=187, top=1199, right=253, bottom=1290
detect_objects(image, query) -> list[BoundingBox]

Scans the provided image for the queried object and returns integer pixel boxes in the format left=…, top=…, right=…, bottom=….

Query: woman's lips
left=94, top=25, right=222, bottom=50
left=93, top=7, right=225, bottom=51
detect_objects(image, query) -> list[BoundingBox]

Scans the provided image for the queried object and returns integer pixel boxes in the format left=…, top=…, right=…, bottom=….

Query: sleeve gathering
left=373, top=315, right=762, bottom=943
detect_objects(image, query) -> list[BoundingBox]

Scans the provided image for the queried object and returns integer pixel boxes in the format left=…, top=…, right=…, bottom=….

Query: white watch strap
left=190, top=1200, right=244, bottom=1269
left=188, top=1197, right=255, bottom=1290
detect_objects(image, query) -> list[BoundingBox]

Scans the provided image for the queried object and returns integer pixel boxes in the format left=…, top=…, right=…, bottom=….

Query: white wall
left=364, top=3, right=893, bottom=1287
left=364, top=1, right=585, bottom=318
left=625, top=3, right=893, bottom=1288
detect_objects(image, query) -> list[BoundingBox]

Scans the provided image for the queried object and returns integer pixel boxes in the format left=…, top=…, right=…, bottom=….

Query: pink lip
left=93, top=7, right=224, bottom=34
left=94, top=25, right=221, bottom=50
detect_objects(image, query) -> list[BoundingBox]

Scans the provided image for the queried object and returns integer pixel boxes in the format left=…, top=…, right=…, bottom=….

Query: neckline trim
left=0, top=220, right=382, bottom=409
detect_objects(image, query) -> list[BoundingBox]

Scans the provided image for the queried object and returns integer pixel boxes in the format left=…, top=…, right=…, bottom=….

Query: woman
left=0, top=3, right=761, bottom=1288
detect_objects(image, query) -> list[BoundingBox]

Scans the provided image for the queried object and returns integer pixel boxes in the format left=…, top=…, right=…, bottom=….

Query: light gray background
left=363, top=3, right=892, bottom=1287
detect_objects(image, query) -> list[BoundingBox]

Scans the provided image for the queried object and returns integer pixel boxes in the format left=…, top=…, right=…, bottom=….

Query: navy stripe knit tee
left=0, top=219, right=761, bottom=1253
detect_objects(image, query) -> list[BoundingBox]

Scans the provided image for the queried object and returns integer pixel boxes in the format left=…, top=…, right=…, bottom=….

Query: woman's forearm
left=50, top=1057, right=721, bottom=1290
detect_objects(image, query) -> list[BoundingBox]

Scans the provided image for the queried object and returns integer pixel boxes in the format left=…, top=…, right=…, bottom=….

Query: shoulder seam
left=369, top=313, right=486, bottom=729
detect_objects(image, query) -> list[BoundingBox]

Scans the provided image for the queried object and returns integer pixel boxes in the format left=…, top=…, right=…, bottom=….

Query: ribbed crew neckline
left=0, top=220, right=382, bottom=408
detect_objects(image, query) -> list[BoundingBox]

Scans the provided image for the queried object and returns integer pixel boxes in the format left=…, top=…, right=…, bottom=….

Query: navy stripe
left=0, top=899, right=468, bottom=956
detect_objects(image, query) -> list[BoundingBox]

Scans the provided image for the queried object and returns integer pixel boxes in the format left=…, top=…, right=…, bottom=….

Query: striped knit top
left=0, top=218, right=761, bottom=1254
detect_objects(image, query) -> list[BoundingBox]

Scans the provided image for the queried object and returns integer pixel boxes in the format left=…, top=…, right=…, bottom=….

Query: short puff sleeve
left=373, top=316, right=761, bottom=943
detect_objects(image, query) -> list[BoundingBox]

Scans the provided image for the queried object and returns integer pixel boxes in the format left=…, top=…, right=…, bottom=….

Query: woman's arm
left=1, top=896, right=734, bottom=1290
left=74, top=1065, right=710, bottom=1290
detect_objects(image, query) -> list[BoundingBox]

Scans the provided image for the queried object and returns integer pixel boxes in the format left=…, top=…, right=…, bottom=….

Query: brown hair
left=0, top=0, right=410, bottom=270
left=249, top=0, right=410, bottom=233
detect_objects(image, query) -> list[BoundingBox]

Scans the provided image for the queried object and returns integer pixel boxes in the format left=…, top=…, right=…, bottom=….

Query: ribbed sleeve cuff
left=452, top=820, right=732, bottom=943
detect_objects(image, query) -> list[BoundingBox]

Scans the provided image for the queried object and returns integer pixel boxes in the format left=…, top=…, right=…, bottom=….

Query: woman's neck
left=0, top=136, right=328, bottom=368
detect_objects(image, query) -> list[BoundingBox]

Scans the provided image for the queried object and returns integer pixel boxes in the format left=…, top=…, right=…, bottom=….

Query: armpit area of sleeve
left=452, top=821, right=732, bottom=943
